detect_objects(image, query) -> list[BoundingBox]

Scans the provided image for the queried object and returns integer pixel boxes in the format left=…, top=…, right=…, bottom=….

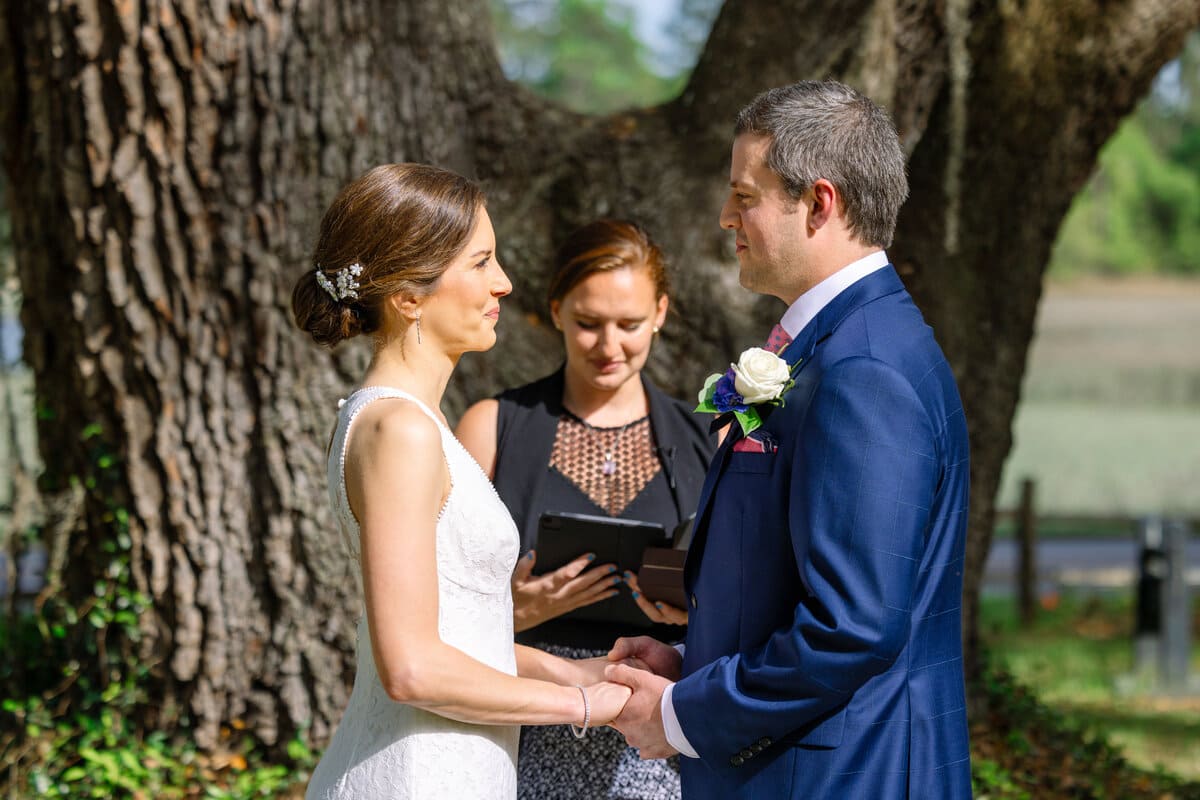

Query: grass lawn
left=981, top=590, right=1200, bottom=782
left=997, top=403, right=1200, bottom=517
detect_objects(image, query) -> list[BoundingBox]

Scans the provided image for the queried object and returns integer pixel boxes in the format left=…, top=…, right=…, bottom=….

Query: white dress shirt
left=659, top=250, right=891, bottom=758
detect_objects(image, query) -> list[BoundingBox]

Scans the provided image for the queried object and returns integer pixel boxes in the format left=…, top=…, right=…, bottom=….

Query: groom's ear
left=807, top=179, right=839, bottom=231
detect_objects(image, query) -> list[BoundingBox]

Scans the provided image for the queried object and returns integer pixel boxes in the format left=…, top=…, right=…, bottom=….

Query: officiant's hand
left=607, top=636, right=682, bottom=681
left=604, top=663, right=678, bottom=759
left=512, top=550, right=622, bottom=632
left=585, top=680, right=634, bottom=728
left=623, top=572, right=688, bottom=625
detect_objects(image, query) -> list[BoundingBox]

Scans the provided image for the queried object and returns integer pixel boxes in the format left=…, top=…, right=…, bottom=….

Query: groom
left=607, top=81, right=973, bottom=798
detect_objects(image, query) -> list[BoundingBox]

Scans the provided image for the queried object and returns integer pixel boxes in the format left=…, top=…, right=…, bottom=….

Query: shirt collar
left=779, top=250, right=890, bottom=339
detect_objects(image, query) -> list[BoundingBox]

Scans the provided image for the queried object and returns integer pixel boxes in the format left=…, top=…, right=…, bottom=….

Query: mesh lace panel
left=548, top=413, right=660, bottom=516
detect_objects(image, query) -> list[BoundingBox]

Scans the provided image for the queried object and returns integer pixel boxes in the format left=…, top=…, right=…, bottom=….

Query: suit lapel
left=684, top=266, right=908, bottom=584
left=780, top=265, right=907, bottom=367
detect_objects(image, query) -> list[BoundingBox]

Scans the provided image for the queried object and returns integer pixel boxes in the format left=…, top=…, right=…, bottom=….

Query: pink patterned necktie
left=764, top=323, right=793, bottom=354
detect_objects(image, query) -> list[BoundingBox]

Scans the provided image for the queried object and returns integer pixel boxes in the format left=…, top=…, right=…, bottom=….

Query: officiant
left=457, top=218, right=715, bottom=800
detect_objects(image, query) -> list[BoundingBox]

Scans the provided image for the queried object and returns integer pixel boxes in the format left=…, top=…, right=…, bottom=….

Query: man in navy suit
left=607, top=80, right=973, bottom=798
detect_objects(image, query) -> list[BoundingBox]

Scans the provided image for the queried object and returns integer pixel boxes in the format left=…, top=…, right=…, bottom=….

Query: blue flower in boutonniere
left=696, top=347, right=800, bottom=436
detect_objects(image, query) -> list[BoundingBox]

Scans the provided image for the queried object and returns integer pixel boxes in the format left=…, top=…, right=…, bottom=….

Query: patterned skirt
left=518, top=644, right=681, bottom=800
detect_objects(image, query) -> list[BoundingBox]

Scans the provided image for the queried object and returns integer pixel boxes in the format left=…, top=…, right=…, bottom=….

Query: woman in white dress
left=293, top=164, right=633, bottom=799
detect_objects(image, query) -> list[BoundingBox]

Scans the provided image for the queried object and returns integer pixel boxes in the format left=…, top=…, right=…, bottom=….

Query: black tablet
left=534, top=511, right=671, bottom=627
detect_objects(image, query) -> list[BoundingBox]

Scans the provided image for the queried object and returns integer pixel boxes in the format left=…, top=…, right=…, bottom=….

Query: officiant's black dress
left=492, top=368, right=714, bottom=800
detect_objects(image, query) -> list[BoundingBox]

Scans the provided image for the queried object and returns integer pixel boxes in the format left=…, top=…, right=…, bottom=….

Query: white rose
left=732, top=347, right=791, bottom=404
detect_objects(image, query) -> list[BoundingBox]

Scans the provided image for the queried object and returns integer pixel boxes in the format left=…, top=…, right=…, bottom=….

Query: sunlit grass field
left=999, top=403, right=1200, bottom=515
left=997, top=278, right=1200, bottom=517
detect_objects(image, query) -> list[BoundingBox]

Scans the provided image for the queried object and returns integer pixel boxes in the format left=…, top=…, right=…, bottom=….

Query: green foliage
left=1051, top=118, right=1200, bottom=277
left=4, top=688, right=314, bottom=798
left=979, top=594, right=1200, bottom=786
left=1051, top=31, right=1200, bottom=278
left=0, top=422, right=315, bottom=797
left=972, top=757, right=1031, bottom=800
left=970, top=656, right=1199, bottom=798
left=491, top=0, right=690, bottom=113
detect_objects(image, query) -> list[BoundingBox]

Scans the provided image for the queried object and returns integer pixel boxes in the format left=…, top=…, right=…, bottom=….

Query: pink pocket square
left=732, top=432, right=777, bottom=453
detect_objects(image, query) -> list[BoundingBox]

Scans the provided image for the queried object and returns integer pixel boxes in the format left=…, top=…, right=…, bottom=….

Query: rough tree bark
left=890, top=0, right=1200, bottom=677
left=0, top=0, right=1195, bottom=749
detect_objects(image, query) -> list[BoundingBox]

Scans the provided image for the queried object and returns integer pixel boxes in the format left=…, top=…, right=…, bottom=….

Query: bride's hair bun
left=292, top=163, right=485, bottom=348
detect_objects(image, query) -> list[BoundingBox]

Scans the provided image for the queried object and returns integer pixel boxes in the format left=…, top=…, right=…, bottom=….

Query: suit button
left=690, top=594, right=697, bottom=609
left=740, top=748, right=754, bottom=759
left=757, top=737, right=771, bottom=747
left=730, top=755, right=744, bottom=767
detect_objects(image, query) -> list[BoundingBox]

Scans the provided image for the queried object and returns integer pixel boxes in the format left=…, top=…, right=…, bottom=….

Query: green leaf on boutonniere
left=695, top=372, right=722, bottom=414
left=733, top=408, right=762, bottom=437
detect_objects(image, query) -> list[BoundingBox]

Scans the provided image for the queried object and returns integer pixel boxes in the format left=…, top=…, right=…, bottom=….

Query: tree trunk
left=0, top=0, right=1195, bottom=750
left=891, top=0, right=1200, bottom=680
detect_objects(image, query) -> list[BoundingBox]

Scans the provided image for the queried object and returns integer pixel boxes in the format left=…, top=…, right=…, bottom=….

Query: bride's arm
left=515, top=645, right=612, bottom=686
left=348, top=401, right=627, bottom=727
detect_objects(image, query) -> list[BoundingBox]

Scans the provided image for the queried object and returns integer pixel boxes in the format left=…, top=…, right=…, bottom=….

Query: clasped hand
left=602, top=636, right=682, bottom=759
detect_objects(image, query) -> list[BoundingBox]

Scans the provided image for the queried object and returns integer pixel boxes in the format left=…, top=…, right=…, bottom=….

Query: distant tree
left=1051, top=31, right=1200, bottom=277
left=1, top=0, right=1196, bottom=753
left=1051, top=117, right=1200, bottom=276
left=492, top=0, right=679, bottom=112
left=1165, top=32, right=1200, bottom=175
left=1150, top=31, right=1200, bottom=148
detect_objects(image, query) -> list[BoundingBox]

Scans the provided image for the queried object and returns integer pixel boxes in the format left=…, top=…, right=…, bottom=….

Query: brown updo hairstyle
left=546, top=219, right=669, bottom=306
left=293, top=163, right=486, bottom=347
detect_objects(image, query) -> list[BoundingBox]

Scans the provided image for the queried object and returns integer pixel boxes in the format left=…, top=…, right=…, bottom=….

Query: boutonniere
left=696, top=347, right=801, bottom=436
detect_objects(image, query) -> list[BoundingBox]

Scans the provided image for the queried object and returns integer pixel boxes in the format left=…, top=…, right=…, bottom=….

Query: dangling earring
left=415, top=313, right=422, bottom=344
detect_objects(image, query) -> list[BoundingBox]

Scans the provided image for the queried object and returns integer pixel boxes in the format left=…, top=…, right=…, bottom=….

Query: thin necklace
left=603, top=426, right=624, bottom=477
left=562, top=410, right=646, bottom=477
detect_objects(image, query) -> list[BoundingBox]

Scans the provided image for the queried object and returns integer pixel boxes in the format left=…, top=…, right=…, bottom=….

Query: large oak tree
left=1, top=0, right=1195, bottom=749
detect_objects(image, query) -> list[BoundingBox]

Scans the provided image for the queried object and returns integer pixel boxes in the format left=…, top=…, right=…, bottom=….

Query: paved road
left=983, top=537, right=1200, bottom=594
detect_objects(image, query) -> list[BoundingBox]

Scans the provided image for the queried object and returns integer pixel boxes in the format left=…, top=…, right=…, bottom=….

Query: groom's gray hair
left=734, top=80, right=908, bottom=249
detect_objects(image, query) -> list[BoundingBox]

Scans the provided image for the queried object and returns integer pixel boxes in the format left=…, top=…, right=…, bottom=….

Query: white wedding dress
left=306, top=387, right=521, bottom=799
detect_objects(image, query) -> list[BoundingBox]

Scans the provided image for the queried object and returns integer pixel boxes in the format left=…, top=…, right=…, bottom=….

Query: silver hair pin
left=316, top=262, right=364, bottom=302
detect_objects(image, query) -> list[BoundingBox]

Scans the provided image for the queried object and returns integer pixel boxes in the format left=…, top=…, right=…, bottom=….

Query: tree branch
left=671, top=0, right=878, bottom=150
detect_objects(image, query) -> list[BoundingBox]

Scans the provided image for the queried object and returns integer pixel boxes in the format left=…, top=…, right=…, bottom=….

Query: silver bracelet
left=570, top=685, right=590, bottom=739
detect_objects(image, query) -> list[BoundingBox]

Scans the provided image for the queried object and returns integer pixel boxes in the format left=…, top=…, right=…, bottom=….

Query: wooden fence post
left=1018, top=477, right=1037, bottom=627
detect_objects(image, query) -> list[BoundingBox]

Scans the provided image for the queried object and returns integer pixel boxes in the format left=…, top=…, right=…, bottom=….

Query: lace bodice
left=548, top=413, right=659, bottom=516
left=308, top=386, right=521, bottom=799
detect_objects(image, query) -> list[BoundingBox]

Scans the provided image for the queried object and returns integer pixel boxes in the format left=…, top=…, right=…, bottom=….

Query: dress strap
left=329, top=386, right=451, bottom=568
left=341, top=386, right=447, bottom=431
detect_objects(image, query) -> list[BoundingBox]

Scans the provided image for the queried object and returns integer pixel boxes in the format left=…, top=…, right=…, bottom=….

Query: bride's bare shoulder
left=351, top=398, right=442, bottom=458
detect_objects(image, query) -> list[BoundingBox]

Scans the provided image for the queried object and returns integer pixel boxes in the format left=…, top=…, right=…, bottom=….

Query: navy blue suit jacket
left=672, top=266, right=973, bottom=799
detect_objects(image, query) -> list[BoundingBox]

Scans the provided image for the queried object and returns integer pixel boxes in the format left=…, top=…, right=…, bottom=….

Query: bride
left=293, top=164, right=632, bottom=799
